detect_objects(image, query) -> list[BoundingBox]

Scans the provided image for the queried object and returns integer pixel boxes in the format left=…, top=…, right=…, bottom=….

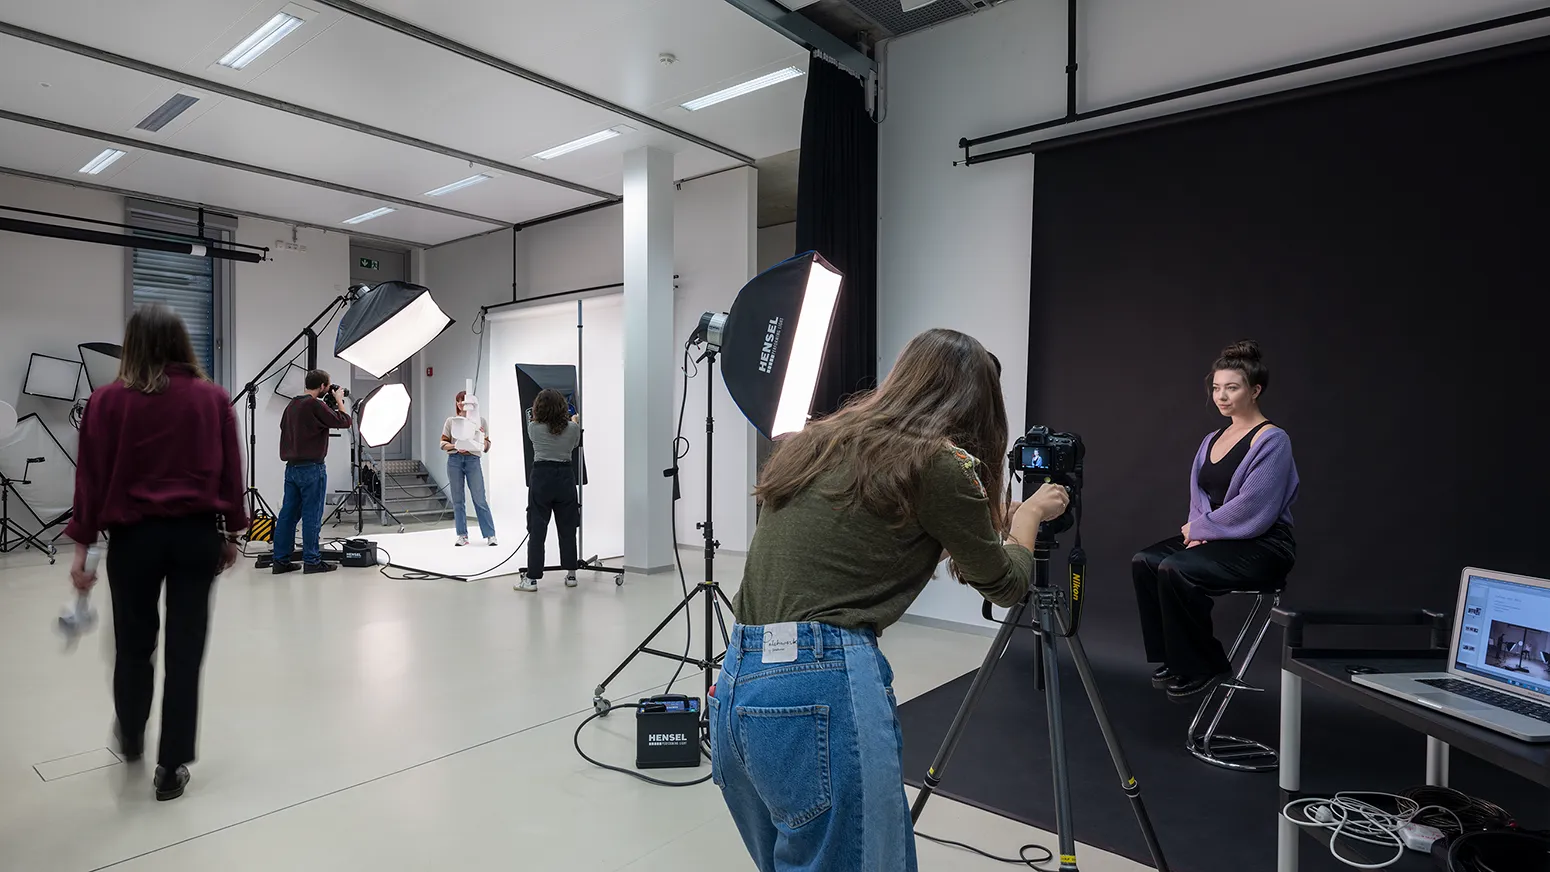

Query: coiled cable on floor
left=1400, top=786, right=1514, bottom=834
left=913, top=832, right=1054, bottom=869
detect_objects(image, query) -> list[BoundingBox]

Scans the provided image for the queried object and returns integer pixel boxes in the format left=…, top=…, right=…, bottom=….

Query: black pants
left=106, top=515, right=221, bottom=769
left=1131, top=523, right=1295, bottom=679
left=527, top=461, right=579, bottom=579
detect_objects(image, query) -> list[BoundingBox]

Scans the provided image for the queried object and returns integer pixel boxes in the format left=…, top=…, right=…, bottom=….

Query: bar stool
left=1187, top=586, right=1285, bottom=771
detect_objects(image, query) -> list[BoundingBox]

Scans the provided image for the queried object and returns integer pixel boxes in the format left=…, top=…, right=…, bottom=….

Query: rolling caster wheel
left=615, top=577, right=624, bottom=586
left=594, top=697, right=611, bottom=717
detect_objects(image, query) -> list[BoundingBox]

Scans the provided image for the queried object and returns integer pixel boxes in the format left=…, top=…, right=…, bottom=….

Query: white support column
left=622, top=146, right=676, bottom=574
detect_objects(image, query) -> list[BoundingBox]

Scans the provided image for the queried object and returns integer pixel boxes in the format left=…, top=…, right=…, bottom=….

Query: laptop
left=1354, top=567, right=1550, bottom=742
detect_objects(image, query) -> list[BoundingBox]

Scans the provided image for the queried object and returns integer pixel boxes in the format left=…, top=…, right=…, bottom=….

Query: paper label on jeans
left=762, top=623, right=798, bottom=663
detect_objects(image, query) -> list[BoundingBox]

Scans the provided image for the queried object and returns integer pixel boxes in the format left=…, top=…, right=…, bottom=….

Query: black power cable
left=915, top=832, right=1054, bottom=869
left=572, top=702, right=711, bottom=788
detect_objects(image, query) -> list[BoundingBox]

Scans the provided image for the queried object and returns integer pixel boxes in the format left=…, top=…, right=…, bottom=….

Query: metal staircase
left=376, top=459, right=452, bottom=523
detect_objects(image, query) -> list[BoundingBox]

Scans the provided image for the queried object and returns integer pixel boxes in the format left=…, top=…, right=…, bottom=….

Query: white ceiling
left=0, top=0, right=811, bottom=246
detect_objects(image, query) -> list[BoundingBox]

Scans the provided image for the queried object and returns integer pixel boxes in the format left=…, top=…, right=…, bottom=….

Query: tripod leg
left=1037, top=608, right=1080, bottom=872
left=594, top=588, right=699, bottom=700
left=1062, top=634, right=1170, bottom=872
left=910, top=595, right=1029, bottom=823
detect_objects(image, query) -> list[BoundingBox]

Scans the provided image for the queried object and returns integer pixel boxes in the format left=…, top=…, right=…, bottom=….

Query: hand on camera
left=1009, top=484, right=1069, bottom=548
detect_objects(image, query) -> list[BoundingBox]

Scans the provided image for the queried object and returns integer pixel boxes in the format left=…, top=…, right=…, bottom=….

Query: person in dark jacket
left=271, top=369, right=352, bottom=573
left=67, top=303, right=247, bottom=801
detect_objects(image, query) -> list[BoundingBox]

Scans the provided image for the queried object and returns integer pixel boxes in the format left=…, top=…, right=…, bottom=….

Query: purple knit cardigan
left=1187, top=426, right=1299, bottom=541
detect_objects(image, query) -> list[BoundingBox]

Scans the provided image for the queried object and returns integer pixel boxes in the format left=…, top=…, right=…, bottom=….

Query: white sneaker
left=455, top=536, right=469, bottom=547
left=514, top=577, right=538, bottom=592
left=565, top=573, right=578, bottom=588
left=486, top=537, right=498, bottom=546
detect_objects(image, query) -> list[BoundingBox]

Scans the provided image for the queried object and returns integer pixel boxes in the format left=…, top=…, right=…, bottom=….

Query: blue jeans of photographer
left=708, top=623, right=917, bottom=872
left=447, top=452, right=495, bottom=539
left=273, top=461, right=326, bottom=566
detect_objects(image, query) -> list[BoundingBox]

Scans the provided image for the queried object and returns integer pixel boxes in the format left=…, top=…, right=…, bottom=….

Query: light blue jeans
left=708, top=623, right=917, bottom=872
left=447, top=452, right=495, bottom=539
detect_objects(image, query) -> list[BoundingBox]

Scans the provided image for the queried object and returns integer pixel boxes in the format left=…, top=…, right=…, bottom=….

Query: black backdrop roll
left=1027, top=45, right=1550, bottom=642
left=795, top=54, right=878, bottom=415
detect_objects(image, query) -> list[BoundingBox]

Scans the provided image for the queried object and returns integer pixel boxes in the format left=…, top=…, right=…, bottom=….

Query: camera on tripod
left=324, top=384, right=350, bottom=411
left=1010, top=425, right=1083, bottom=534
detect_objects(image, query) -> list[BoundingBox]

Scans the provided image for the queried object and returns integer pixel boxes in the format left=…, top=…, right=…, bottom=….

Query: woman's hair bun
left=1221, top=339, right=1262, bottom=362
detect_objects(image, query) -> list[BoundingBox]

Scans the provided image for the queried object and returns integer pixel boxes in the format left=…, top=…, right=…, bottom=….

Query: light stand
left=324, top=419, right=406, bottom=536
left=0, top=457, right=57, bottom=563
left=591, top=342, right=734, bottom=721
left=909, top=529, right=1169, bottom=872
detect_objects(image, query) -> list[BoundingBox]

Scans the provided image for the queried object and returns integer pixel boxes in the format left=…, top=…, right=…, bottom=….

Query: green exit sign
left=358, top=257, right=379, bottom=270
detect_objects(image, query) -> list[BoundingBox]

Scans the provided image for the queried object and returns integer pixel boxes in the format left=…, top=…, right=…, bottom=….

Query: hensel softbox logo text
left=759, top=317, right=785, bottom=374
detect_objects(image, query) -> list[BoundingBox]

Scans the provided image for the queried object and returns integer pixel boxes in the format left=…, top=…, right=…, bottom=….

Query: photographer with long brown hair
left=65, top=304, right=246, bottom=802
left=709, top=328, right=1069, bottom=872
left=515, top=388, right=580, bottom=592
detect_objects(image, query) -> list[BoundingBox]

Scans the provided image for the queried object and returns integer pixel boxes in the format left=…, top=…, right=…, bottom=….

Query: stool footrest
left=1188, top=735, right=1279, bottom=772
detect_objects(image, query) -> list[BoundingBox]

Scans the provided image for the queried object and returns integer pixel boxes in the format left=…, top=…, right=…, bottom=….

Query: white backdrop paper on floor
left=485, top=293, right=625, bottom=568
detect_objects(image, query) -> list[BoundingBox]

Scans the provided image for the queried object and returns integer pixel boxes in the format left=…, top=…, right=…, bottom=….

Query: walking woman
left=1131, top=340, right=1299, bottom=699
left=66, top=304, right=245, bottom=801
left=515, top=389, right=580, bottom=592
left=711, top=328, right=1070, bottom=871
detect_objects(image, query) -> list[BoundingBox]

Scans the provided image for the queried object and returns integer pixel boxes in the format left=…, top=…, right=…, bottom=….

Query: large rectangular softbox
left=514, top=363, right=585, bottom=486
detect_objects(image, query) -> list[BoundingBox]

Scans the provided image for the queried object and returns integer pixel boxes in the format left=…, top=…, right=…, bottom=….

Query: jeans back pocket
left=735, top=704, right=832, bottom=829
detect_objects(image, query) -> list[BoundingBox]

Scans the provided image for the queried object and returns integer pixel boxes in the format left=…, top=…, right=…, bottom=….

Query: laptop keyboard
left=1418, top=678, right=1550, bottom=723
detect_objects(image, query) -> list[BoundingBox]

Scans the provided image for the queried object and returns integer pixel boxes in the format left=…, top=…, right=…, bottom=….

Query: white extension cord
left=1283, top=792, right=1462, bottom=869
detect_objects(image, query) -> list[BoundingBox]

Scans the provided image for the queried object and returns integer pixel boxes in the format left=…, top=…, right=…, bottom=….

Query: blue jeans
left=447, top=453, right=495, bottom=538
left=273, top=461, right=327, bottom=566
left=708, top=623, right=917, bottom=872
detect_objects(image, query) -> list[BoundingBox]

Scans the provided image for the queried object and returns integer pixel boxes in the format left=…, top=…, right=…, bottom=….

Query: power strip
left=1399, top=823, right=1445, bottom=853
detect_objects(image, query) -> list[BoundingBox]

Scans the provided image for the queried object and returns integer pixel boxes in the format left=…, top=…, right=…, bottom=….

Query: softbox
left=357, top=383, right=410, bottom=448
left=335, top=281, right=454, bottom=378
left=274, top=362, right=309, bottom=399
left=77, top=342, right=122, bottom=393
left=711, top=251, right=842, bottom=439
left=0, top=412, right=75, bottom=533
left=23, top=354, right=83, bottom=402
left=514, top=363, right=585, bottom=486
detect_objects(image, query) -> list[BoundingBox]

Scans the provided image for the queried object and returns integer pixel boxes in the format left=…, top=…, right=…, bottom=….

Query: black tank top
left=1198, top=421, right=1273, bottom=510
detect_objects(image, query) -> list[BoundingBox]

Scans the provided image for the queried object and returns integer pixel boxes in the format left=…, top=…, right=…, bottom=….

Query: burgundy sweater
left=279, top=395, right=352, bottom=462
left=66, top=367, right=247, bottom=545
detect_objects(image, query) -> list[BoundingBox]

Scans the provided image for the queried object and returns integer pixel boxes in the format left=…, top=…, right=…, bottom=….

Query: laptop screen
left=1454, top=572, right=1550, bottom=699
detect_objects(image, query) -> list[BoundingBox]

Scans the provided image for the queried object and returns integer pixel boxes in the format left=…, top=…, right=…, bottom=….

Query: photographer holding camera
left=710, top=328, right=1069, bottom=872
left=271, top=369, right=352, bottom=574
left=1131, top=340, right=1299, bottom=699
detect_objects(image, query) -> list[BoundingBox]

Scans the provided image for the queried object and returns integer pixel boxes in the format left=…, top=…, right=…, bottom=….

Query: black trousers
left=1131, top=523, right=1295, bottom=678
left=106, top=514, right=221, bottom=769
left=527, top=461, right=579, bottom=579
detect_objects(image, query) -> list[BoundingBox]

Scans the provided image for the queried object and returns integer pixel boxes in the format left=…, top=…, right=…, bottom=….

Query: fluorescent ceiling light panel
left=532, top=126, right=631, bottom=160
left=342, top=207, right=395, bottom=225
left=424, top=174, right=493, bottom=197
left=79, top=148, right=127, bottom=175
left=681, top=67, right=804, bottom=111
left=135, top=94, right=201, bottom=132
left=217, top=12, right=304, bottom=70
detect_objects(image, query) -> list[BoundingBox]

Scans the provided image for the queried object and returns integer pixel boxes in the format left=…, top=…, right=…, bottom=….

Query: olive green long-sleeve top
left=732, top=445, right=1034, bottom=634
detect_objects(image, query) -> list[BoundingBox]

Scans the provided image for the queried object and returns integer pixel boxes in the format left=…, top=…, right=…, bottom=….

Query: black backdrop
left=1026, top=45, right=1550, bottom=642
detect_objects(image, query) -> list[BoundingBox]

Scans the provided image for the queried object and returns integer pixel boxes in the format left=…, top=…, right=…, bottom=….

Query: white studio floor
left=0, top=523, right=1149, bottom=872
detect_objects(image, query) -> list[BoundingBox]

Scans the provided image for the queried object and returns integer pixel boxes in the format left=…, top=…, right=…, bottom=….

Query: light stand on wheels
left=0, top=459, right=57, bottom=563
left=912, top=427, right=1168, bottom=872
left=591, top=343, right=734, bottom=722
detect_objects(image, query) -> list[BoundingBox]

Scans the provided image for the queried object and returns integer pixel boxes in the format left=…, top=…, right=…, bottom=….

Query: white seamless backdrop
left=483, top=293, right=625, bottom=566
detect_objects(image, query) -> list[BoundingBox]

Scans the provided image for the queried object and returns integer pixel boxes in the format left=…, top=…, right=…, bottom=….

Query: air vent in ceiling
left=801, top=0, right=1006, bottom=40
left=135, top=94, right=200, bottom=133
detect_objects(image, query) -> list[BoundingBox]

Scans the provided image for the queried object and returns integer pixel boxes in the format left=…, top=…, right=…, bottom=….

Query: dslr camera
left=324, top=384, right=350, bottom=411
left=1010, top=425, right=1084, bottom=533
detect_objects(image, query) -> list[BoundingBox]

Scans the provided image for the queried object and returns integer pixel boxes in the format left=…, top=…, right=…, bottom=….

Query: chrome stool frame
left=1187, top=590, right=1283, bottom=771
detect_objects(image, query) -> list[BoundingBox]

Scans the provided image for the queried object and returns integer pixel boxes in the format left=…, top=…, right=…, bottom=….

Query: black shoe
left=1150, top=666, right=1177, bottom=689
left=303, top=561, right=336, bottom=574
left=154, top=765, right=189, bottom=801
left=114, top=724, right=143, bottom=763
left=1166, top=672, right=1229, bottom=701
left=271, top=561, right=299, bottom=575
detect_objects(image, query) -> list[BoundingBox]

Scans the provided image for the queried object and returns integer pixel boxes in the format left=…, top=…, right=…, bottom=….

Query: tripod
left=591, top=345, right=733, bottom=719
left=325, top=424, right=405, bottom=536
left=910, top=531, right=1169, bottom=872
left=1, top=459, right=57, bottom=563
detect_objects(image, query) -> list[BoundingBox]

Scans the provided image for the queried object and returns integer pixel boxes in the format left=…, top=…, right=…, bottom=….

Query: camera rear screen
left=1022, top=447, right=1049, bottom=470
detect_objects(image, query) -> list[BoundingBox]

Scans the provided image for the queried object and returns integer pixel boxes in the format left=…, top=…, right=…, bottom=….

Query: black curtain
left=1026, top=44, right=1550, bottom=641
left=795, top=54, right=878, bottom=415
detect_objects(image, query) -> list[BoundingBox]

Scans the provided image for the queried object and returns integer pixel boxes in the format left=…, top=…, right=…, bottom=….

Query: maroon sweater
left=280, top=394, right=352, bottom=463
left=66, top=366, right=247, bottom=545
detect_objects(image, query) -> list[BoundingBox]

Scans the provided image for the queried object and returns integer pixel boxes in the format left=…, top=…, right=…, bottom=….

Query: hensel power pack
left=635, top=694, right=701, bottom=769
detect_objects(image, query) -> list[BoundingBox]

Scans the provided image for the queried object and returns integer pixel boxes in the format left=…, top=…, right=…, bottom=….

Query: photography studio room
left=3, top=1, right=1550, bottom=871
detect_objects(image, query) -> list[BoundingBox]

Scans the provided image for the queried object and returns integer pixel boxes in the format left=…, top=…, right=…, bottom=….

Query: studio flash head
left=1010, top=425, right=1084, bottom=533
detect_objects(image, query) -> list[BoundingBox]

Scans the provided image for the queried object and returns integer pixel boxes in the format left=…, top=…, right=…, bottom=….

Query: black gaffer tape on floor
left=897, top=628, right=1550, bottom=872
